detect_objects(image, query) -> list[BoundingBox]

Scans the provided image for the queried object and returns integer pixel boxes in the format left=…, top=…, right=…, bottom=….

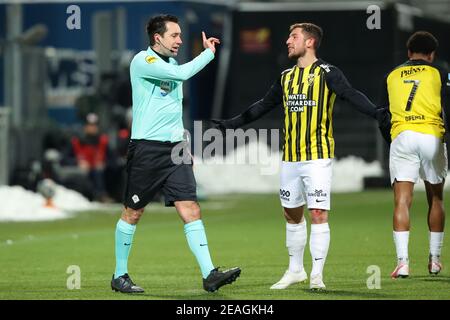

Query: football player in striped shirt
left=213, top=23, right=384, bottom=290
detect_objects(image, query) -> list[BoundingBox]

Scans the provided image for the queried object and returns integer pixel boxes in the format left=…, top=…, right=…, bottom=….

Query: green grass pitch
left=0, top=190, right=449, bottom=300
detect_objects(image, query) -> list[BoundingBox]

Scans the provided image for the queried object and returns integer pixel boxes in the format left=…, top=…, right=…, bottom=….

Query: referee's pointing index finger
left=202, top=31, right=206, bottom=41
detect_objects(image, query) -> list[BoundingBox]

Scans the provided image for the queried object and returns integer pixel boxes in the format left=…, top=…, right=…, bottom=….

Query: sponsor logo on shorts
left=280, top=189, right=290, bottom=201
left=308, top=189, right=327, bottom=198
left=132, top=194, right=140, bottom=204
left=309, top=189, right=327, bottom=204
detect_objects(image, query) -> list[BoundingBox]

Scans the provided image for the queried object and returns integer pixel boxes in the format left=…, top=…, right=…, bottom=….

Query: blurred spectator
left=103, top=107, right=132, bottom=202
left=71, top=113, right=112, bottom=202
left=75, top=93, right=109, bottom=129
left=116, top=107, right=132, bottom=160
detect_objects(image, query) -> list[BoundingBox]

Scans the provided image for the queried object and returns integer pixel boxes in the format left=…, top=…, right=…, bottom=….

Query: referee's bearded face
left=158, top=21, right=183, bottom=57
left=286, top=28, right=308, bottom=59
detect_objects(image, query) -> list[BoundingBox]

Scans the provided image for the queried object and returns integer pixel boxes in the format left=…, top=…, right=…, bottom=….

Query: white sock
left=286, top=221, right=307, bottom=273
left=310, top=223, right=330, bottom=276
left=393, top=231, right=409, bottom=263
left=429, top=232, right=444, bottom=258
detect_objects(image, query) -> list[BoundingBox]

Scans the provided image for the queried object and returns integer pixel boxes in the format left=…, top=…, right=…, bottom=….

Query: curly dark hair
left=407, top=31, right=438, bottom=55
left=146, top=14, right=179, bottom=46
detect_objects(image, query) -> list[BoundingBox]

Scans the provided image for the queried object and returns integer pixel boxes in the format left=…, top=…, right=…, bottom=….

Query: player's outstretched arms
left=209, top=99, right=282, bottom=134
left=324, top=65, right=378, bottom=118
left=209, top=76, right=283, bottom=132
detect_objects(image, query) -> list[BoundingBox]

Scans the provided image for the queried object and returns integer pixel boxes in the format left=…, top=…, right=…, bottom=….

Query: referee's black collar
left=149, top=46, right=170, bottom=63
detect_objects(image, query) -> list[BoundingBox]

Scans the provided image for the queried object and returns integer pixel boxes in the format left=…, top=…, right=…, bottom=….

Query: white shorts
left=390, top=130, right=447, bottom=185
left=279, top=159, right=332, bottom=210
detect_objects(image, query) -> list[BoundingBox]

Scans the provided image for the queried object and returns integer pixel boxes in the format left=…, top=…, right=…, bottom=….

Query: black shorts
left=123, top=139, right=197, bottom=209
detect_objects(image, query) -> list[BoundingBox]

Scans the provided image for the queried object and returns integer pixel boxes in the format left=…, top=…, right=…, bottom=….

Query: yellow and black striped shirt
left=224, top=59, right=378, bottom=162
left=280, top=61, right=336, bottom=161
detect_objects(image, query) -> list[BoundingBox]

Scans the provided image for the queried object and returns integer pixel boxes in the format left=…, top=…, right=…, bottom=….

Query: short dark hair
left=146, top=14, right=179, bottom=46
left=406, top=31, right=438, bottom=55
left=290, top=23, right=323, bottom=50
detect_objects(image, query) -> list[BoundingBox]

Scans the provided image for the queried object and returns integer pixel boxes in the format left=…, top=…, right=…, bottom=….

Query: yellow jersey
left=383, top=60, right=449, bottom=140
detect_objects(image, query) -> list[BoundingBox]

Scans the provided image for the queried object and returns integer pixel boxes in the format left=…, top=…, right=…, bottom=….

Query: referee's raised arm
left=132, top=29, right=220, bottom=82
left=131, top=15, right=221, bottom=82
left=132, top=47, right=214, bottom=81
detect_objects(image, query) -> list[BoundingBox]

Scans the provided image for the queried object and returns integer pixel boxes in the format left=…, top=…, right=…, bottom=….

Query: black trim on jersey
left=281, top=71, right=288, bottom=157
left=317, top=68, right=325, bottom=159
left=286, top=69, right=297, bottom=161
left=325, top=89, right=333, bottom=158
left=305, top=64, right=317, bottom=160
left=295, top=67, right=305, bottom=160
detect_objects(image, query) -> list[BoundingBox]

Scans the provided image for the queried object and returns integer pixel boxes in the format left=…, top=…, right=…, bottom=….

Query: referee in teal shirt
left=111, top=14, right=240, bottom=293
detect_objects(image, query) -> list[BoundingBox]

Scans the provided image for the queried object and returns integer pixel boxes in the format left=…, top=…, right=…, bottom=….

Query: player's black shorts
left=123, top=139, right=197, bottom=209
